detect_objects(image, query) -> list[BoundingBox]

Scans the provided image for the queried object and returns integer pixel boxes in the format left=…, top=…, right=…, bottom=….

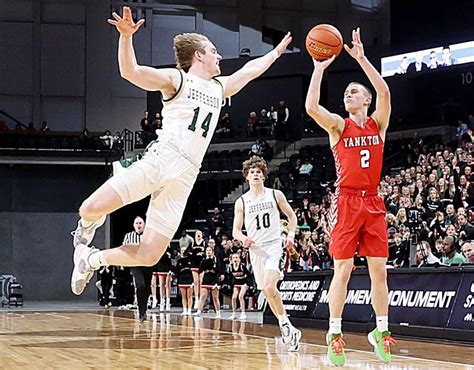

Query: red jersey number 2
left=360, top=149, right=370, bottom=168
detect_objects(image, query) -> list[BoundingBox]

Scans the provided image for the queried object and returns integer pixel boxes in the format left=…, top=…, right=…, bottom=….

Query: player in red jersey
left=305, top=28, right=395, bottom=366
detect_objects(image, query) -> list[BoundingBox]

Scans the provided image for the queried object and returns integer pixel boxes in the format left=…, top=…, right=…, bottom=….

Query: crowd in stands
left=0, top=119, right=124, bottom=152
left=248, top=139, right=273, bottom=162
left=0, top=120, right=51, bottom=133
left=139, top=111, right=162, bottom=146
left=137, top=99, right=290, bottom=145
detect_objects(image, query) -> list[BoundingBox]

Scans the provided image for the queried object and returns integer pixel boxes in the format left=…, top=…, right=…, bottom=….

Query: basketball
left=305, top=24, right=343, bottom=60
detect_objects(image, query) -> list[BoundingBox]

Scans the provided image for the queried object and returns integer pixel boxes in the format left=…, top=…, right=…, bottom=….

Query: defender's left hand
left=275, top=32, right=293, bottom=57
left=344, top=27, right=365, bottom=61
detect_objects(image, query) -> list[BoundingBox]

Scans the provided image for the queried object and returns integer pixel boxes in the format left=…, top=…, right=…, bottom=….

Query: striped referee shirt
left=123, top=231, right=143, bottom=245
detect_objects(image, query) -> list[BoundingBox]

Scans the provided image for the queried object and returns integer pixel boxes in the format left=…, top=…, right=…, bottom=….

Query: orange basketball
left=305, top=24, right=343, bottom=60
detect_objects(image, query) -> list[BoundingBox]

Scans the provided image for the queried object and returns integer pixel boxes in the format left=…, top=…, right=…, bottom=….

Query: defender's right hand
left=107, top=6, right=145, bottom=37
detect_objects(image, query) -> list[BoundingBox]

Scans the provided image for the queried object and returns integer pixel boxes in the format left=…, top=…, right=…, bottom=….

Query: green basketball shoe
left=368, top=328, right=396, bottom=364
left=326, top=332, right=346, bottom=367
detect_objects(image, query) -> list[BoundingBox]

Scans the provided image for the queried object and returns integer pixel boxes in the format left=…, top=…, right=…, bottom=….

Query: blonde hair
left=173, top=33, right=208, bottom=72
left=396, top=208, right=407, bottom=224
left=242, top=155, right=268, bottom=180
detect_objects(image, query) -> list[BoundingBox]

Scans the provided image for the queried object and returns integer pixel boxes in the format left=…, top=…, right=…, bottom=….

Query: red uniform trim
left=179, top=284, right=193, bottom=289
left=201, top=284, right=220, bottom=290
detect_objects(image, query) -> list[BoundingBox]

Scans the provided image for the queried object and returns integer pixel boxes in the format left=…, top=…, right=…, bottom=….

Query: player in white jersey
left=233, top=156, right=301, bottom=351
left=70, top=6, right=292, bottom=295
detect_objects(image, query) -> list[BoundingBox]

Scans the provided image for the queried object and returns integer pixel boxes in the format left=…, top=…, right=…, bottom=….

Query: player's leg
left=71, top=157, right=163, bottom=295
left=262, top=269, right=301, bottom=352
left=73, top=174, right=195, bottom=295
left=211, top=288, right=221, bottom=318
left=110, top=228, right=172, bottom=266
left=325, top=258, right=354, bottom=366
left=366, top=256, right=395, bottom=363
left=72, top=156, right=157, bottom=248
left=238, top=285, right=248, bottom=320
left=325, top=194, right=361, bottom=366
left=261, top=270, right=285, bottom=318
left=72, top=226, right=171, bottom=295
left=328, top=257, right=354, bottom=320
left=230, top=287, right=239, bottom=320
left=361, top=203, right=394, bottom=364
left=79, top=183, right=123, bottom=221
left=367, top=257, right=388, bottom=316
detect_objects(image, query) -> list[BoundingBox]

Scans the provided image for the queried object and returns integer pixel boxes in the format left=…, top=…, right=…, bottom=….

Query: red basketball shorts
left=327, top=189, right=388, bottom=260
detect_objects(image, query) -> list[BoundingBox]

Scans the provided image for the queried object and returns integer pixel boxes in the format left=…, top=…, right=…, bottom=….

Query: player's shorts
left=327, top=188, right=388, bottom=260
left=249, top=240, right=285, bottom=290
left=107, top=141, right=200, bottom=239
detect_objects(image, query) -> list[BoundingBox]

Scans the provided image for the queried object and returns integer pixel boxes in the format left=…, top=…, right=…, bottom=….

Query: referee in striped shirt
left=123, top=216, right=153, bottom=322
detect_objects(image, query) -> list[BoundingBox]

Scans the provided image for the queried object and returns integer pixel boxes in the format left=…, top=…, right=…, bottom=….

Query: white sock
left=329, top=318, right=342, bottom=334
left=88, top=250, right=106, bottom=269
left=376, top=316, right=389, bottom=332
left=278, top=314, right=289, bottom=326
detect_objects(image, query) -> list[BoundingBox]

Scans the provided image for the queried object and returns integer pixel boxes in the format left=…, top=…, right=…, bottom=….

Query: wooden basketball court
left=0, top=308, right=472, bottom=369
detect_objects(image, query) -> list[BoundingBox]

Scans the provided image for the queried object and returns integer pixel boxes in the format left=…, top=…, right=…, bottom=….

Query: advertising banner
left=272, top=273, right=325, bottom=318
left=387, top=272, right=461, bottom=328
left=313, top=274, right=373, bottom=322
left=446, top=272, right=474, bottom=330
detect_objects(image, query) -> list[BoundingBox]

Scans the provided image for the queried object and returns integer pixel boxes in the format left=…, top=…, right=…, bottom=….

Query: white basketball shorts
left=249, top=241, right=285, bottom=290
left=107, top=141, right=200, bottom=239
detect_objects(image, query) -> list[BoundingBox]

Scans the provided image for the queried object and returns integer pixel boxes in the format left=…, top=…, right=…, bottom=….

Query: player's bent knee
left=370, top=266, right=387, bottom=280
left=335, top=264, right=353, bottom=282
left=139, top=248, right=161, bottom=266
left=263, top=286, right=278, bottom=299
left=79, top=198, right=102, bottom=218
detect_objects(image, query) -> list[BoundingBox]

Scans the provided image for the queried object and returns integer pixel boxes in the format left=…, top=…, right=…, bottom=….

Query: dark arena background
left=0, top=0, right=473, bottom=368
